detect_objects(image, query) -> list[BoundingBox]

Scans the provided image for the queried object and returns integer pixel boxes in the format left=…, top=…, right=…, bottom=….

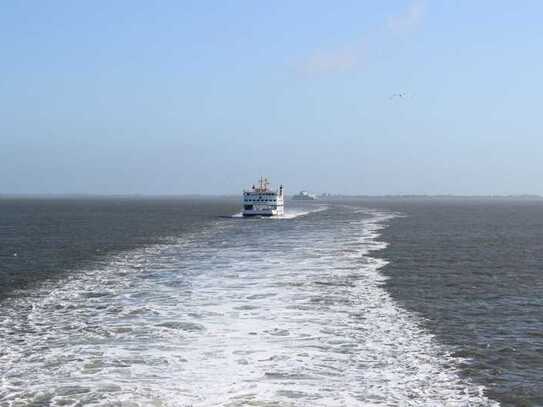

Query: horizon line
left=1, top=193, right=542, bottom=199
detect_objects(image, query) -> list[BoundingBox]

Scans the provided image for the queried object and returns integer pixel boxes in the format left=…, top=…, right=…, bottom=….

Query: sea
left=0, top=197, right=542, bottom=406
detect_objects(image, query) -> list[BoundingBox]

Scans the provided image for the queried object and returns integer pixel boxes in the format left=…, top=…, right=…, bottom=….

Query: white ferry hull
left=242, top=208, right=284, bottom=217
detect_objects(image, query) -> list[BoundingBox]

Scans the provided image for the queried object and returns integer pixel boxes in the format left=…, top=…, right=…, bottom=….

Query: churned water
left=0, top=198, right=541, bottom=406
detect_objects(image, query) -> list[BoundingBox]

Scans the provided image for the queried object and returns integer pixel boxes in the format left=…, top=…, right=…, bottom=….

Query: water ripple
left=0, top=206, right=497, bottom=406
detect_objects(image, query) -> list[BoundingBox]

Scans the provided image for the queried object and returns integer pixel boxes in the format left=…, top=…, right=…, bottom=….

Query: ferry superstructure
left=242, top=177, right=284, bottom=217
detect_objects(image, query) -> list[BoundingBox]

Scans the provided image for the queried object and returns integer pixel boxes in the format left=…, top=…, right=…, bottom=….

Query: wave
left=229, top=205, right=328, bottom=219
left=0, top=206, right=498, bottom=406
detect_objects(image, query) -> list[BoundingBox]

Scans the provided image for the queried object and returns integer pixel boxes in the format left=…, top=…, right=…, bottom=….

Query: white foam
left=229, top=205, right=327, bottom=219
left=278, top=205, right=328, bottom=219
left=0, top=207, right=498, bottom=406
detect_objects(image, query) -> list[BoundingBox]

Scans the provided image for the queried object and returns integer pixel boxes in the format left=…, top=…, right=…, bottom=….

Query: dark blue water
left=0, top=197, right=238, bottom=297
left=376, top=198, right=543, bottom=406
left=0, top=197, right=541, bottom=406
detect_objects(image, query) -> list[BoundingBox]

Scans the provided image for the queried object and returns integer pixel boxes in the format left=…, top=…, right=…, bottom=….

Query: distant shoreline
left=1, top=194, right=542, bottom=200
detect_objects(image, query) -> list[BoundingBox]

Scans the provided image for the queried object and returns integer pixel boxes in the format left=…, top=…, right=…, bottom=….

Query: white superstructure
left=242, top=177, right=284, bottom=217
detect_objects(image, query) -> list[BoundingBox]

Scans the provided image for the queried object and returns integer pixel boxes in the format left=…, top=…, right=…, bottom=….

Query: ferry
left=242, top=177, right=284, bottom=217
left=292, top=190, right=317, bottom=200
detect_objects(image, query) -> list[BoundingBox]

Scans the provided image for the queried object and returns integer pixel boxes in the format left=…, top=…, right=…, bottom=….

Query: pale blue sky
left=1, top=1, right=543, bottom=195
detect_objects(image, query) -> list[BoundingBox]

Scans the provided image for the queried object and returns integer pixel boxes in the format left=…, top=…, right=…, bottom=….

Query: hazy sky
left=2, top=1, right=543, bottom=195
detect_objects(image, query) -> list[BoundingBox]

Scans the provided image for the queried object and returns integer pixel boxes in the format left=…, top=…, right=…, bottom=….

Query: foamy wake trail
left=0, top=207, right=498, bottom=406
left=230, top=205, right=327, bottom=219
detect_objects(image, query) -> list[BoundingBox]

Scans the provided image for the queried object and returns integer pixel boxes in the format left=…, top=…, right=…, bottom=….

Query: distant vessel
left=242, top=177, right=284, bottom=217
left=292, top=191, right=317, bottom=200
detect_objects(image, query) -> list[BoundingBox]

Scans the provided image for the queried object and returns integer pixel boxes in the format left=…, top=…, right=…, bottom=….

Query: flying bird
left=389, top=92, right=408, bottom=100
